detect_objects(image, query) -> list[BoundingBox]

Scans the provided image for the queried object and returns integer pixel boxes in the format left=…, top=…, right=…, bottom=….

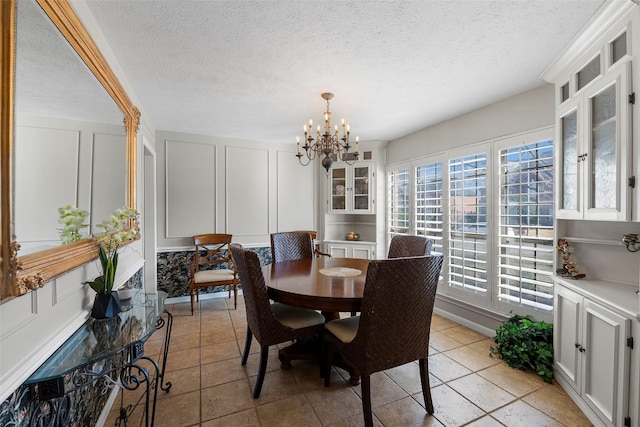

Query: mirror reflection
left=15, top=0, right=126, bottom=256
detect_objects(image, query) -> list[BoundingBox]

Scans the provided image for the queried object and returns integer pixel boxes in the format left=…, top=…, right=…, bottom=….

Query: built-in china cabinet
left=541, top=2, right=640, bottom=427
left=320, top=142, right=387, bottom=259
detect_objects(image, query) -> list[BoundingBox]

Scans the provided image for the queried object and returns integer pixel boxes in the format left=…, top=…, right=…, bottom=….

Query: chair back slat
left=193, top=234, right=233, bottom=272
left=270, top=231, right=315, bottom=263
left=387, top=235, right=433, bottom=258
left=355, top=255, right=443, bottom=374
left=189, top=233, right=238, bottom=313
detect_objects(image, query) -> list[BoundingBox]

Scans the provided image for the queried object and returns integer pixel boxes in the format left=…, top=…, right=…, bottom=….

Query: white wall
left=386, top=84, right=555, bottom=165
left=156, top=130, right=317, bottom=250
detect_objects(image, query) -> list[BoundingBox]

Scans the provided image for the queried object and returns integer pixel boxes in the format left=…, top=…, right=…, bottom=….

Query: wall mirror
left=0, top=0, right=139, bottom=302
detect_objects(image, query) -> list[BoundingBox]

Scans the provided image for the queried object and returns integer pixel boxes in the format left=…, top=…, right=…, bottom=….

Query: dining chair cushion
left=271, top=302, right=325, bottom=329
left=193, top=269, right=236, bottom=283
left=326, top=316, right=360, bottom=344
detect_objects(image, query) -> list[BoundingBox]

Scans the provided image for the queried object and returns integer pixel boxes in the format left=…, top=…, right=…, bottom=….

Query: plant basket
left=91, top=291, right=122, bottom=319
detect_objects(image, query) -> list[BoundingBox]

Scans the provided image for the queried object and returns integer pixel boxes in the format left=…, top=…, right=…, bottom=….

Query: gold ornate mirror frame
left=0, top=0, right=139, bottom=302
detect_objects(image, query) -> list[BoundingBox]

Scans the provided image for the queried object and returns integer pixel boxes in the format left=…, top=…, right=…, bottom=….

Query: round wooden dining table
left=262, top=257, right=371, bottom=384
left=262, top=257, right=371, bottom=316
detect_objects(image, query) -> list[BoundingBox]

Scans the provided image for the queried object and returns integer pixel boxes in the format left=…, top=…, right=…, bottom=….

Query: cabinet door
left=329, top=166, right=348, bottom=212
left=556, top=105, right=581, bottom=219
left=351, top=164, right=372, bottom=213
left=582, top=300, right=630, bottom=427
left=327, top=244, right=348, bottom=258
left=351, top=246, right=373, bottom=259
left=582, top=63, right=631, bottom=221
left=554, top=286, right=582, bottom=392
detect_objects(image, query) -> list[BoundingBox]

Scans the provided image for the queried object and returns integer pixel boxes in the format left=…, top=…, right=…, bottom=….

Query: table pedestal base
left=277, top=335, right=361, bottom=386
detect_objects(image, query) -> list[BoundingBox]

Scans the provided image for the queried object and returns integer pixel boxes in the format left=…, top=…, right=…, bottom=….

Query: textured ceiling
left=23, top=0, right=607, bottom=143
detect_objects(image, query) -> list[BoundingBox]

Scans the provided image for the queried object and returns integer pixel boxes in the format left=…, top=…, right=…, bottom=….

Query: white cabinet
left=556, top=63, right=632, bottom=221
left=325, top=242, right=375, bottom=259
left=328, top=162, right=373, bottom=214
left=554, top=282, right=633, bottom=427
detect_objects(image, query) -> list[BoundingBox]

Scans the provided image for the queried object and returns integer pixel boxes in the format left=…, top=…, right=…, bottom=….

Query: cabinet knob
left=575, top=343, right=580, bottom=348
left=579, top=346, right=586, bottom=353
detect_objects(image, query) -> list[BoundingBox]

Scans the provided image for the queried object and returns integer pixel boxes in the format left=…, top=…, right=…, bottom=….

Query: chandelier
left=296, top=92, right=359, bottom=172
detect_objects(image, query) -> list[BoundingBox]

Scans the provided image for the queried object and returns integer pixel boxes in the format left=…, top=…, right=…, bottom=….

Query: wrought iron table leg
left=157, top=309, right=173, bottom=393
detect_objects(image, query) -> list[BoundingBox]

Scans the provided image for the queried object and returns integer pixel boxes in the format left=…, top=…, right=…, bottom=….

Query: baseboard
left=554, top=371, right=606, bottom=427
left=434, top=293, right=509, bottom=337
left=166, top=289, right=244, bottom=305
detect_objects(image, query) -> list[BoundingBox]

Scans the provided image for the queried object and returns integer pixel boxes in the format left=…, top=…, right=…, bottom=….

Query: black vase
left=91, top=291, right=122, bottom=319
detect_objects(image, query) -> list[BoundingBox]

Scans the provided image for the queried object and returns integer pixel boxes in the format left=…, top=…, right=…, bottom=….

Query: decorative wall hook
left=622, top=234, right=639, bottom=252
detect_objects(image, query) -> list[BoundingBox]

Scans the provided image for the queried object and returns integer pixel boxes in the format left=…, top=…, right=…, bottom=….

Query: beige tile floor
left=106, top=296, right=593, bottom=427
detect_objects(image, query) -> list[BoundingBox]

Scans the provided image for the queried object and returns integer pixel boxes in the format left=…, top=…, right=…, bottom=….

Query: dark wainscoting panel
left=157, top=246, right=272, bottom=298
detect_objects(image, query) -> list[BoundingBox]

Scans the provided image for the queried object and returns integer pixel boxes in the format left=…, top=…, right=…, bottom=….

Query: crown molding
left=540, top=0, right=636, bottom=83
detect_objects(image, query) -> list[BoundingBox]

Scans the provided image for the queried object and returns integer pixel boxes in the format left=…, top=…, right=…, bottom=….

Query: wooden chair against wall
left=229, top=244, right=325, bottom=398
left=387, top=234, right=433, bottom=258
left=189, top=234, right=238, bottom=314
left=323, top=255, right=444, bottom=427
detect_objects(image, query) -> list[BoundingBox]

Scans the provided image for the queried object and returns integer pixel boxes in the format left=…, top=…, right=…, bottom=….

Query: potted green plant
left=86, top=206, right=139, bottom=319
left=490, top=313, right=554, bottom=383
left=58, top=205, right=89, bottom=245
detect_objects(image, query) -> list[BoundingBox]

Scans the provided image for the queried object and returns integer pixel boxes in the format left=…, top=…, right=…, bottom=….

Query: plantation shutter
left=498, top=140, right=555, bottom=312
left=448, top=153, right=488, bottom=293
left=415, top=162, right=443, bottom=256
left=387, top=168, right=410, bottom=239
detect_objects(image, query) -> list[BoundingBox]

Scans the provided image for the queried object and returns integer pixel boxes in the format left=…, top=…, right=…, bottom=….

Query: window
left=448, top=153, right=488, bottom=295
left=611, top=32, right=627, bottom=65
left=415, top=162, right=443, bottom=255
left=387, top=168, right=410, bottom=237
left=497, top=140, right=554, bottom=312
left=577, top=55, right=601, bottom=91
left=386, top=129, right=554, bottom=318
left=561, top=82, right=570, bottom=103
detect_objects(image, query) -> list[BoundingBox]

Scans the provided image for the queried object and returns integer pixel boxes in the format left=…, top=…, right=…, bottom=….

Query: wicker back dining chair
left=293, top=230, right=331, bottom=258
left=189, top=234, right=238, bottom=314
left=271, top=230, right=330, bottom=262
left=323, top=255, right=443, bottom=427
left=387, top=234, right=433, bottom=258
left=229, top=244, right=325, bottom=398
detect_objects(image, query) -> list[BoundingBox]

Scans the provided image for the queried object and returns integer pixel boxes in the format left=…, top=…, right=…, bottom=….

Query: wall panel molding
left=225, top=146, right=269, bottom=236
left=164, top=139, right=216, bottom=238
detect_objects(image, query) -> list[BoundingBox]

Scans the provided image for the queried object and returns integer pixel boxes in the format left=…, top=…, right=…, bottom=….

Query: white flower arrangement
left=86, top=206, right=140, bottom=295
left=58, top=205, right=89, bottom=245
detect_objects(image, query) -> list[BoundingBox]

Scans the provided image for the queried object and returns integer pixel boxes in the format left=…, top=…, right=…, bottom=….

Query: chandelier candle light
left=296, top=92, right=359, bottom=172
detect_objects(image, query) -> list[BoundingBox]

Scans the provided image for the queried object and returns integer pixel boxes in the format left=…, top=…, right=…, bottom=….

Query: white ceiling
left=54, top=1, right=610, bottom=143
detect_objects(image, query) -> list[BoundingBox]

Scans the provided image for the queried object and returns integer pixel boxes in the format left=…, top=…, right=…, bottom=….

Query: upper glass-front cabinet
left=556, top=52, right=632, bottom=221
left=329, top=162, right=373, bottom=213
